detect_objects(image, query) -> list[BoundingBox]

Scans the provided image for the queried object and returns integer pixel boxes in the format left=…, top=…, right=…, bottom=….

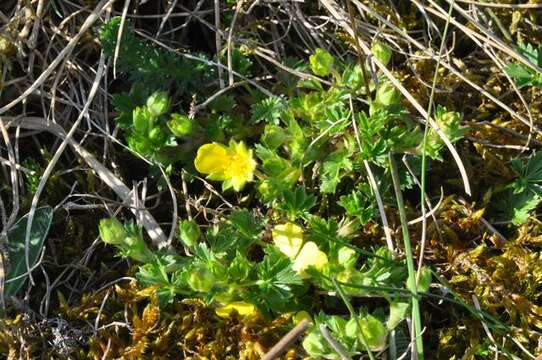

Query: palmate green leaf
left=517, top=42, right=542, bottom=67
left=228, top=209, right=263, bottom=244
left=337, top=183, right=376, bottom=225
left=493, top=188, right=539, bottom=225
left=505, top=43, right=542, bottom=88
left=309, top=48, right=334, bottom=76
left=355, top=314, right=388, bottom=351
left=510, top=152, right=542, bottom=196
left=252, top=247, right=303, bottom=314
left=5, top=207, right=53, bottom=298
left=136, top=253, right=189, bottom=305
left=524, top=152, right=542, bottom=183
left=100, top=17, right=214, bottom=91
left=228, top=252, right=253, bottom=283
left=280, top=186, right=316, bottom=219
left=250, top=96, right=286, bottom=125
left=320, top=147, right=354, bottom=194
left=504, top=63, right=535, bottom=88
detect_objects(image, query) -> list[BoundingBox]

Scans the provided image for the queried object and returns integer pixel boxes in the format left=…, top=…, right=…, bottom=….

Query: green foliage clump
left=505, top=43, right=542, bottom=88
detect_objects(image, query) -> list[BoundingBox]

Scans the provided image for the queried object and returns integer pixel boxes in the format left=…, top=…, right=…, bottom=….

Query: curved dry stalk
left=320, top=0, right=472, bottom=197
left=2, top=116, right=168, bottom=249
left=0, top=0, right=114, bottom=115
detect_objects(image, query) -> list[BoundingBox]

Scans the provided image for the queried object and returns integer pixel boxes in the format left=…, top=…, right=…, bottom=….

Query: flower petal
left=272, top=223, right=304, bottom=258
left=292, top=241, right=328, bottom=277
left=215, top=301, right=256, bottom=318
left=194, top=143, right=231, bottom=180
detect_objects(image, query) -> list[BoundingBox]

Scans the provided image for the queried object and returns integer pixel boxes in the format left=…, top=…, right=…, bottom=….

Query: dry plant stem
left=349, top=98, right=395, bottom=254
left=227, top=0, right=244, bottom=86
left=2, top=117, right=168, bottom=248
left=418, top=0, right=453, bottom=281
left=214, top=0, right=224, bottom=89
left=351, top=0, right=538, bottom=133
left=22, top=51, right=107, bottom=286
left=261, top=319, right=309, bottom=360
left=320, top=0, right=472, bottom=197
left=389, top=153, right=424, bottom=360
left=319, top=324, right=353, bottom=360
left=156, top=0, right=180, bottom=37
left=159, top=165, right=177, bottom=248
left=0, top=0, right=114, bottom=115
left=113, top=0, right=131, bottom=79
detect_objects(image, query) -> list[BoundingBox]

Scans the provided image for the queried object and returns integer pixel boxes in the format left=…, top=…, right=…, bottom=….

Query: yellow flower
left=215, top=301, right=257, bottom=318
left=194, top=140, right=256, bottom=191
left=271, top=222, right=328, bottom=278
left=292, top=241, right=328, bottom=278
left=272, top=222, right=304, bottom=258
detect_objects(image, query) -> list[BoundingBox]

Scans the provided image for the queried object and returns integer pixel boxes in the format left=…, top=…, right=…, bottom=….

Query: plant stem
left=332, top=277, right=376, bottom=360
left=388, top=153, right=424, bottom=359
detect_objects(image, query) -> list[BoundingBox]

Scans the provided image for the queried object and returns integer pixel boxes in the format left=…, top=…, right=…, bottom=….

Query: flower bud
left=187, top=268, right=215, bottom=292
left=375, top=82, right=400, bottom=107
left=178, top=219, right=200, bottom=248
left=168, top=113, right=193, bottom=137
left=146, top=91, right=170, bottom=117
left=371, top=41, right=392, bottom=66
left=338, top=246, right=358, bottom=269
left=99, top=218, right=126, bottom=245
left=132, top=107, right=151, bottom=133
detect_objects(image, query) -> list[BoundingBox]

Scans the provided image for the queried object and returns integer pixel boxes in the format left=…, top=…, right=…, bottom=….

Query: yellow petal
left=194, top=143, right=231, bottom=180
left=272, top=223, right=304, bottom=258
left=292, top=242, right=328, bottom=277
left=224, top=141, right=256, bottom=191
left=215, top=301, right=256, bottom=318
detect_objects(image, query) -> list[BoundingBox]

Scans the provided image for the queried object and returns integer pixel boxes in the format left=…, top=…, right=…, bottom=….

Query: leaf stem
left=388, top=153, right=424, bottom=359
left=332, top=277, right=376, bottom=360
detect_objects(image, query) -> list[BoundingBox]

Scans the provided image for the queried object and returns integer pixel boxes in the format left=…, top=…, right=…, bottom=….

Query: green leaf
left=228, top=252, right=253, bottom=283
left=524, top=152, right=542, bottom=183
left=493, top=189, right=539, bottom=225
left=280, top=186, right=316, bottom=219
left=417, top=266, right=432, bottom=293
left=320, top=147, right=353, bottom=194
left=337, top=184, right=376, bottom=225
left=5, top=207, right=53, bottom=297
left=357, top=314, right=388, bottom=351
left=504, top=63, right=534, bottom=88
left=387, top=300, right=410, bottom=329
left=309, top=48, right=334, bottom=77
left=253, top=248, right=303, bottom=314
left=250, top=97, right=286, bottom=125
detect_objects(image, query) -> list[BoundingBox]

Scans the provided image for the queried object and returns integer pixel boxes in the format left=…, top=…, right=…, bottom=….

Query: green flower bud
left=187, top=268, right=215, bottom=293
left=309, top=48, right=334, bottom=77
left=178, top=219, right=200, bottom=248
left=132, top=107, right=151, bottom=133
left=99, top=218, right=126, bottom=245
left=148, top=127, right=163, bottom=142
left=371, top=41, right=392, bottom=66
left=146, top=91, right=170, bottom=117
left=123, top=235, right=153, bottom=262
left=338, top=246, right=358, bottom=268
left=302, top=332, right=328, bottom=358
left=168, top=113, right=193, bottom=137
left=375, top=82, right=400, bottom=107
